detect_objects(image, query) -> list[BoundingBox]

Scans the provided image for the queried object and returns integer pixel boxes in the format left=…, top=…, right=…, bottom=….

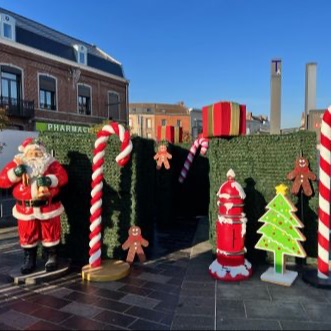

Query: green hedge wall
left=40, top=132, right=155, bottom=266
left=38, top=130, right=319, bottom=266
left=208, top=131, right=318, bottom=263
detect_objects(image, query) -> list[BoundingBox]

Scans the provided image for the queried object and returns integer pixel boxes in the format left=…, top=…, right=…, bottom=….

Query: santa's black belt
left=17, top=196, right=61, bottom=207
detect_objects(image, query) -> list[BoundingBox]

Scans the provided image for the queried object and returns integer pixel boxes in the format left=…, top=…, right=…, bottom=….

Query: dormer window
left=73, top=44, right=87, bottom=65
left=0, top=14, right=16, bottom=41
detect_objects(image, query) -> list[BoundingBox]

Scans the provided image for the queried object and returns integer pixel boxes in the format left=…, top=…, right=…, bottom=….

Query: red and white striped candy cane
left=179, top=135, right=209, bottom=183
left=318, top=106, right=331, bottom=279
left=89, top=122, right=133, bottom=268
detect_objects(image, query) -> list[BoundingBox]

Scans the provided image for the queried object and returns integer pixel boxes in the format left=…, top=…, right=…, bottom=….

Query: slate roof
left=0, top=7, right=125, bottom=79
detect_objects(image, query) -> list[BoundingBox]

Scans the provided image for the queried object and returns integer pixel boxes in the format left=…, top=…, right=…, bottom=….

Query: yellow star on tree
left=275, top=184, right=288, bottom=195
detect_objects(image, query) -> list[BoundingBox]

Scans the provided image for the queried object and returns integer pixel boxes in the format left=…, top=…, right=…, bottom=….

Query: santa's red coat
left=0, top=158, right=68, bottom=221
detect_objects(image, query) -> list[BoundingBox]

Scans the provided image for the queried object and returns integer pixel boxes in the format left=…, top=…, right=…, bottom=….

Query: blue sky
left=1, top=0, right=331, bottom=129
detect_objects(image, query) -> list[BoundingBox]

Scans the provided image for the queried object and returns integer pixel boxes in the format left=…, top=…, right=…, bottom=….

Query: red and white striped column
left=318, top=106, right=331, bottom=279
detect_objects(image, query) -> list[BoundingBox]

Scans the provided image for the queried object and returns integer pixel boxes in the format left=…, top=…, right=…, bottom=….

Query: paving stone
left=26, top=320, right=69, bottom=330
left=61, top=315, right=109, bottom=330
left=25, top=293, right=71, bottom=309
left=0, top=321, right=18, bottom=330
left=176, top=295, right=215, bottom=316
left=137, top=272, right=172, bottom=284
left=216, top=284, right=271, bottom=300
left=94, top=297, right=132, bottom=313
left=64, top=290, right=102, bottom=304
left=244, top=299, right=308, bottom=321
left=118, top=284, right=154, bottom=296
left=216, top=318, right=281, bottom=330
left=268, top=283, right=328, bottom=303
left=7, top=299, right=43, bottom=314
left=125, top=305, right=169, bottom=323
left=128, top=318, right=169, bottom=330
left=60, top=301, right=104, bottom=318
left=47, top=287, right=74, bottom=299
left=94, top=310, right=136, bottom=328
left=30, top=305, right=72, bottom=323
left=0, top=309, right=40, bottom=330
left=301, top=302, right=331, bottom=323
left=119, top=293, right=161, bottom=309
left=171, top=314, right=215, bottom=330
left=280, top=320, right=331, bottom=330
left=142, top=280, right=180, bottom=294
left=217, top=299, right=246, bottom=318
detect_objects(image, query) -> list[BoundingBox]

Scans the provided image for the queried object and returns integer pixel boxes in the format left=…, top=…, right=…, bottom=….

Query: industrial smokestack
left=304, top=63, right=317, bottom=130
left=270, top=59, right=282, bottom=134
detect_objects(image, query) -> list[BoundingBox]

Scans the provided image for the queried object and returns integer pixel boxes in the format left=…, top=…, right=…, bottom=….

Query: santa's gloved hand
left=37, top=176, right=52, bottom=187
left=14, top=165, right=27, bottom=177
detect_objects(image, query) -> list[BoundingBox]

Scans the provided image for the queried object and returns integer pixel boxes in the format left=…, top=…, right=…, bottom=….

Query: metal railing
left=0, top=96, right=34, bottom=118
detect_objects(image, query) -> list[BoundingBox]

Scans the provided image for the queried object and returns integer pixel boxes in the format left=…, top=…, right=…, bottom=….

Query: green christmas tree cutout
left=255, top=184, right=306, bottom=286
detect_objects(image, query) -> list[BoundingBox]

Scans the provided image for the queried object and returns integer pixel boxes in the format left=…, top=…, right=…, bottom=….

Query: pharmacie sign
left=36, top=121, right=92, bottom=133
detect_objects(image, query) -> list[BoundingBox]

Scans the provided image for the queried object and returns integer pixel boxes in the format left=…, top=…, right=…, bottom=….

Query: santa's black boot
left=21, top=247, right=37, bottom=275
left=45, top=246, right=58, bottom=272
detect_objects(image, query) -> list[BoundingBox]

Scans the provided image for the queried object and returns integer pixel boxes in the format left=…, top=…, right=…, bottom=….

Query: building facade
left=188, top=108, right=203, bottom=139
left=0, top=8, right=128, bottom=133
left=129, top=102, right=191, bottom=140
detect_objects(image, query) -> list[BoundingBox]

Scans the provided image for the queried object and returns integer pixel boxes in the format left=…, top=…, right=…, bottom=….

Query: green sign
left=36, top=121, right=92, bottom=134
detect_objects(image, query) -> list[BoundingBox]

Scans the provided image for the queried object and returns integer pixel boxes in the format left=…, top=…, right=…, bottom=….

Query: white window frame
left=73, top=44, right=87, bottom=65
left=0, top=14, right=16, bottom=41
left=0, top=63, right=24, bottom=99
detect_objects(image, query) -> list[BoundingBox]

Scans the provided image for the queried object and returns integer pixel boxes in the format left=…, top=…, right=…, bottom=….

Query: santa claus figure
left=0, top=137, right=68, bottom=274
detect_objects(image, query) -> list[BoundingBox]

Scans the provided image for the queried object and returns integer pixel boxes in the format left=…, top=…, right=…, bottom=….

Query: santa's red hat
left=18, top=137, right=46, bottom=154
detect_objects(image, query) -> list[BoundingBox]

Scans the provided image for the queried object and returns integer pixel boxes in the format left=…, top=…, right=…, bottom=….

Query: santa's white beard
left=22, top=154, right=52, bottom=178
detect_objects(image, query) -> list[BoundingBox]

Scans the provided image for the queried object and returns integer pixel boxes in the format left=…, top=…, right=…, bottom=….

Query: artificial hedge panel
left=208, top=131, right=318, bottom=263
left=39, top=132, right=155, bottom=266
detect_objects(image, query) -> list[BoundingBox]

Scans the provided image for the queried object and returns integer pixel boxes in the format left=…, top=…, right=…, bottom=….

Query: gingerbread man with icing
left=122, top=225, right=149, bottom=264
left=287, top=156, right=316, bottom=197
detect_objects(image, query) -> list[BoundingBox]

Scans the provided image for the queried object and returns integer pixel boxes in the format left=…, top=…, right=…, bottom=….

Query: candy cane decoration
left=89, top=122, right=133, bottom=268
left=179, top=135, right=209, bottom=183
left=318, top=106, right=331, bottom=279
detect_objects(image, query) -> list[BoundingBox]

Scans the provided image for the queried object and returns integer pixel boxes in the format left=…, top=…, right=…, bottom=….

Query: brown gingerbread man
left=287, top=156, right=316, bottom=197
left=122, top=225, right=149, bottom=264
left=153, top=143, right=172, bottom=170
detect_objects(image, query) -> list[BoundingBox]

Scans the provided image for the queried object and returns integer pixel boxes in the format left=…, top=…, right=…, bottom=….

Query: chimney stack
left=270, top=59, right=282, bottom=134
left=304, top=63, right=317, bottom=130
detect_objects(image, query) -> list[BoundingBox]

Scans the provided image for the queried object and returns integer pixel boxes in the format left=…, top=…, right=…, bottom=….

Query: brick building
left=0, top=7, right=128, bottom=133
left=129, top=102, right=191, bottom=140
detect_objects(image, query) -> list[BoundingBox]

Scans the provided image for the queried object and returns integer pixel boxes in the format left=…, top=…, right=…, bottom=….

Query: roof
left=129, top=102, right=190, bottom=115
left=0, top=7, right=125, bottom=79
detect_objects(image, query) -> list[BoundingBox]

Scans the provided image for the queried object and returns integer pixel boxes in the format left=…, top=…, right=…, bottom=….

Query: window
left=0, top=14, right=15, bottom=41
left=146, top=118, right=152, bottom=129
left=39, top=75, right=56, bottom=110
left=78, top=84, right=91, bottom=115
left=146, top=108, right=151, bottom=113
left=108, top=91, right=120, bottom=120
left=0, top=66, right=21, bottom=107
left=161, top=119, right=166, bottom=126
left=73, top=44, right=87, bottom=65
left=177, top=120, right=181, bottom=127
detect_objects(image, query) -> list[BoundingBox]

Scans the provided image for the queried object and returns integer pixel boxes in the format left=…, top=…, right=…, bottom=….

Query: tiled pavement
left=1, top=217, right=331, bottom=330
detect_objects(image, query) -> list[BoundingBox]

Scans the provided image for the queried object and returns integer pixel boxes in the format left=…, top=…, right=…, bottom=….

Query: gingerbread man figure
left=154, top=143, right=172, bottom=170
left=122, top=225, right=149, bottom=264
left=287, top=156, right=316, bottom=197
